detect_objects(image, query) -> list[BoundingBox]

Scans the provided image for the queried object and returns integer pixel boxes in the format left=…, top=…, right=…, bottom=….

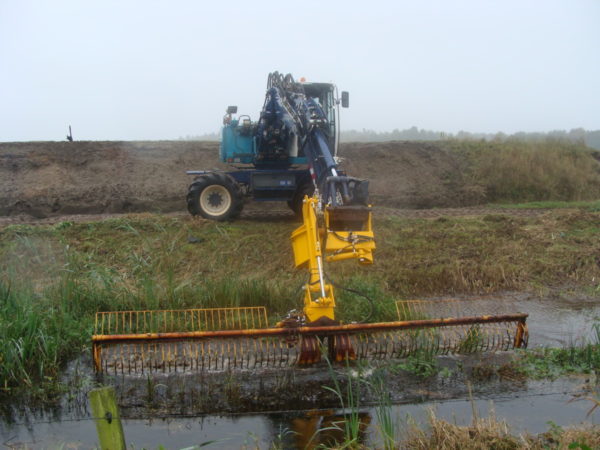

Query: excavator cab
left=299, top=81, right=344, bottom=152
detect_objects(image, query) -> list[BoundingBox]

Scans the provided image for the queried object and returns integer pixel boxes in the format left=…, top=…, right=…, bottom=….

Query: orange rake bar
left=92, top=305, right=528, bottom=374
left=394, top=299, right=529, bottom=355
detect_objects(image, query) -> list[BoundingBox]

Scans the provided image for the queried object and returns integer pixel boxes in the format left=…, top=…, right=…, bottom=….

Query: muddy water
left=1, top=377, right=596, bottom=449
left=515, top=294, right=600, bottom=347
left=439, top=292, right=600, bottom=347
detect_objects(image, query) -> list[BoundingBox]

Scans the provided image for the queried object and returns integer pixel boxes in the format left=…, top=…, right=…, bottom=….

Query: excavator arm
left=260, top=72, right=369, bottom=208
left=258, top=73, right=377, bottom=324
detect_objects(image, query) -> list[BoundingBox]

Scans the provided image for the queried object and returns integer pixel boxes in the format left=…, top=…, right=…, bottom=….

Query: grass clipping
left=404, top=408, right=600, bottom=450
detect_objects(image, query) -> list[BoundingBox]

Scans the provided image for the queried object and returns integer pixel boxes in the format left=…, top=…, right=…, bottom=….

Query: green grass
left=319, top=359, right=365, bottom=449
left=377, top=211, right=600, bottom=296
left=0, top=210, right=599, bottom=397
left=512, top=344, right=600, bottom=380
left=511, top=323, right=600, bottom=380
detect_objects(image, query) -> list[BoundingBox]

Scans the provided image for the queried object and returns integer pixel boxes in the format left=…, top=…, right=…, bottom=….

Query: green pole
left=88, top=386, right=126, bottom=450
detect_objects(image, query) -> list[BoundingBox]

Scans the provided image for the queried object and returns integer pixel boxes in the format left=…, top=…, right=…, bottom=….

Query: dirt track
left=0, top=140, right=487, bottom=219
left=0, top=207, right=550, bottom=227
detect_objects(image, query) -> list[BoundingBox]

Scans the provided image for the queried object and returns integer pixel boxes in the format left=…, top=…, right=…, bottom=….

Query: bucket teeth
left=298, top=336, right=321, bottom=365
left=329, top=334, right=356, bottom=362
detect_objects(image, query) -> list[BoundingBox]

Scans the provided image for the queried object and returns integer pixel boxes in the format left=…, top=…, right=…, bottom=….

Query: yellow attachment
left=291, top=196, right=336, bottom=322
left=92, top=305, right=528, bottom=374
left=324, top=205, right=375, bottom=265
left=291, top=196, right=376, bottom=323
left=302, top=279, right=335, bottom=323
left=92, top=307, right=273, bottom=373
left=91, top=193, right=530, bottom=375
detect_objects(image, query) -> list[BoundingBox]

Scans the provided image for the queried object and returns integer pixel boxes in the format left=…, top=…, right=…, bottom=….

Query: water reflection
left=271, top=409, right=372, bottom=449
left=0, top=383, right=595, bottom=449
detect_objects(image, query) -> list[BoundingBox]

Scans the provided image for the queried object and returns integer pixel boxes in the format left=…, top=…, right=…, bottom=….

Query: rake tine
left=93, top=306, right=528, bottom=373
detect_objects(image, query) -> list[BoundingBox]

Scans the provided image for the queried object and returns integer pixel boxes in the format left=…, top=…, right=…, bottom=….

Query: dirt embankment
left=0, top=141, right=225, bottom=217
left=0, top=140, right=478, bottom=218
left=341, top=141, right=479, bottom=207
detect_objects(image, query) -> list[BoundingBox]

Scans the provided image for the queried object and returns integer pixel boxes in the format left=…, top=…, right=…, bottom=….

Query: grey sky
left=1, top=0, right=598, bottom=141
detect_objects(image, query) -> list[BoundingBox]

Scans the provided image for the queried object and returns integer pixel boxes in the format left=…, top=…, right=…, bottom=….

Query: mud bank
left=0, top=140, right=477, bottom=218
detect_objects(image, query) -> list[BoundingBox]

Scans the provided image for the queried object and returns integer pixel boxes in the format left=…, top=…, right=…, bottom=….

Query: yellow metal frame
left=291, top=196, right=375, bottom=322
left=324, top=207, right=375, bottom=265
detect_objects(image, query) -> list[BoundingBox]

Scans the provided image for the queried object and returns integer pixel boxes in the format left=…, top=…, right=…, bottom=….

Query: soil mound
left=0, top=140, right=475, bottom=217
left=340, top=141, right=479, bottom=207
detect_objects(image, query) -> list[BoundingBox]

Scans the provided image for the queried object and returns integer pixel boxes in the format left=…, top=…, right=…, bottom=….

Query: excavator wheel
left=187, top=173, right=243, bottom=221
left=288, top=183, right=314, bottom=218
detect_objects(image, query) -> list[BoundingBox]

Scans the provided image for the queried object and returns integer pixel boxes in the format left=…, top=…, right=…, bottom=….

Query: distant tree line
left=180, top=127, right=600, bottom=150
left=180, top=131, right=220, bottom=141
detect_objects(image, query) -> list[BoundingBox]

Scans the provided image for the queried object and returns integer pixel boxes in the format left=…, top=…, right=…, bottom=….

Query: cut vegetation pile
left=442, top=139, right=600, bottom=204
left=1, top=139, right=599, bottom=217
left=0, top=210, right=598, bottom=395
left=404, top=409, right=600, bottom=450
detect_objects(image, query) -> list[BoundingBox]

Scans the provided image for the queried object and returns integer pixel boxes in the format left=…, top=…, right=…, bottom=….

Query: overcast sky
left=1, top=0, right=598, bottom=141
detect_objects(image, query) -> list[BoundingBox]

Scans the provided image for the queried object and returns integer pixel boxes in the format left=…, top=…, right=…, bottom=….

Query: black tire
left=288, top=182, right=315, bottom=218
left=186, top=173, right=243, bottom=221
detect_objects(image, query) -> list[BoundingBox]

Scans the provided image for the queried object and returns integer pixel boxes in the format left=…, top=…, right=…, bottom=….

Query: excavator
left=91, top=73, right=528, bottom=374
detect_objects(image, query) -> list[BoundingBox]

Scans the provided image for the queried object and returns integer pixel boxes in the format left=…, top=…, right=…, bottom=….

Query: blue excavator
left=186, top=71, right=368, bottom=220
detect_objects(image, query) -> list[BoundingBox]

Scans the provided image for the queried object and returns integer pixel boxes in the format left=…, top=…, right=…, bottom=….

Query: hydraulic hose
left=324, top=272, right=375, bottom=323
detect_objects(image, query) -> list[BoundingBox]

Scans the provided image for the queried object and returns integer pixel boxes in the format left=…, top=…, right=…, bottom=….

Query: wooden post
left=88, top=386, right=126, bottom=450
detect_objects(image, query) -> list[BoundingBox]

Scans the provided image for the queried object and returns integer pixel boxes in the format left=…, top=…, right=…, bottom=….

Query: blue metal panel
left=220, top=120, right=255, bottom=164
left=221, top=120, right=308, bottom=166
left=226, top=168, right=310, bottom=202
left=288, top=156, right=308, bottom=165
left=227, top=170, right=252, bottom=184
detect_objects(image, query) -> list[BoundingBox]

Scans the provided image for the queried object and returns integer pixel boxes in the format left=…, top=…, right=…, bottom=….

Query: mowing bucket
left=92, top=300, right=527, bottom=375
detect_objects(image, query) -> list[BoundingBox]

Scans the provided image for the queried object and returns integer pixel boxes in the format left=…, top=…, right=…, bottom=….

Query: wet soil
left=0, top=206, right=550, bottom=228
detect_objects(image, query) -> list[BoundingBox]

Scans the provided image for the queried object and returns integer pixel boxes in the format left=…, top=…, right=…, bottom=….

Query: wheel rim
left=199, top=185, right=232, bottom=216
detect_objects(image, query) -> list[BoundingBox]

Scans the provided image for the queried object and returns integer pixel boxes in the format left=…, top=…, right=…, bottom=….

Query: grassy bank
left=0, top=210, right=599, bottom=395
left=443, top=139, right=600, bottom=204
